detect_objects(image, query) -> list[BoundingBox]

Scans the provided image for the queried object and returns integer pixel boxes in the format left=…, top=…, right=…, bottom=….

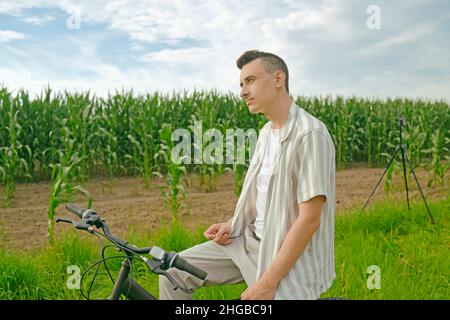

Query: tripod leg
left=361, top=145, right=401, bottom=214
left=403, top=151, right=436, bottom=225
left=400, top=145, right=411, bottom=210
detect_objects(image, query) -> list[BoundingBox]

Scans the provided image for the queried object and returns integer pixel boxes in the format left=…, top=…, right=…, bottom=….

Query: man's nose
left=240, top=86, right=249, bottom=98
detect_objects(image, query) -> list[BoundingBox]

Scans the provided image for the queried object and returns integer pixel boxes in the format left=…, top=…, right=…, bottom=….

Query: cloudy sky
left=0, top=0, right=449, bottom=100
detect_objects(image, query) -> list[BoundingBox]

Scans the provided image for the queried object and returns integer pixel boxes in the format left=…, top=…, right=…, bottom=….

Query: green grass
left=0, top=195, right=448, bottom=300
left=324, top=194, right=449, bottom=300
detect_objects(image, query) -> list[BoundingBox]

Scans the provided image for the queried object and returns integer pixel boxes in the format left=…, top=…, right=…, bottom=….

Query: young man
left=159, top=50, right=336, bottom=300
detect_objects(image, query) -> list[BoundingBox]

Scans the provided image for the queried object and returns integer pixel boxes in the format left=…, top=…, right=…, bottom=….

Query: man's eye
left=249, top=79, right=254, bottom=83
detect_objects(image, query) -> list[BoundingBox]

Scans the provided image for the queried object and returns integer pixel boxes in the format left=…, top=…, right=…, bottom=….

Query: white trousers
left=159, top=226, right=260, bottom=300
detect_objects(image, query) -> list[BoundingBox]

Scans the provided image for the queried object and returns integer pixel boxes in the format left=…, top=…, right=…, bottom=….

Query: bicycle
left=57, top=203, right=346, bottom=301
left=57, top=203, right=207, bottom=300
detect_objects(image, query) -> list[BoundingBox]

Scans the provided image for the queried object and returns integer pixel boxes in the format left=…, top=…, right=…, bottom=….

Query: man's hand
left=240, top=278, right=277, bottom=300
left=204, top=219, right=233, bottom=245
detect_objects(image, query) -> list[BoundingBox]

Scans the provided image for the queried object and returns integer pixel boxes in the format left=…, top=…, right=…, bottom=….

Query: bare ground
left=0, top=164, right=448, bottom=252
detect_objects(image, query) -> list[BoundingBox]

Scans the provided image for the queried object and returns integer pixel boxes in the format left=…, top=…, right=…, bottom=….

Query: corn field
left=1, top=87, right=449, bottom=209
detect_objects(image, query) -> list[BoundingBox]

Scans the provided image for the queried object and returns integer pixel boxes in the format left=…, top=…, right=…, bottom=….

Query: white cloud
left=141, top=47, right=212, bottom=64
left=0, top=0, right=45, bottom=15
left=0, top=0, right=449, bottom=100
left=22, top=14, right=55, bottom=26
left=356, top=23, right=437, bottom=57
left=0, top=30, right=27, bottom=42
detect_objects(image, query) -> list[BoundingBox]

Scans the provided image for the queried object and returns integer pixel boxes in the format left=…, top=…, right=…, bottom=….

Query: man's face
left=239, top=58, right=277, bottom=114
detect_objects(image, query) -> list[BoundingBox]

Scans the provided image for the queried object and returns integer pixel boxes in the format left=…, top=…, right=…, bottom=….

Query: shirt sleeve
left=296, top=129, right=333, bottom=204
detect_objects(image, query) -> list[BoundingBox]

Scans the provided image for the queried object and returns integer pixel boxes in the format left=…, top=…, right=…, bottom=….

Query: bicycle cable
left=81, top=255, right=136, bottom=300
left=81, top=228, right=146, bottom=300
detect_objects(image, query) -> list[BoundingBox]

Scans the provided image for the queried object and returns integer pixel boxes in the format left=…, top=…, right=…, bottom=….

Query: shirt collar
left=270, top=100, right=298, bottom=144
left=254, top=101, right=298, bottom=164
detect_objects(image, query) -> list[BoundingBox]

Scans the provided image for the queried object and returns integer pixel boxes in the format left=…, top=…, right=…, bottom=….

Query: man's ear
left=274, top=70, right=285, bottom=88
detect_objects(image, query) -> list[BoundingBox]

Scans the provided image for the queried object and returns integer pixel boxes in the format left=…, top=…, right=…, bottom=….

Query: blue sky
left=0, top=0, right=449, bottom=99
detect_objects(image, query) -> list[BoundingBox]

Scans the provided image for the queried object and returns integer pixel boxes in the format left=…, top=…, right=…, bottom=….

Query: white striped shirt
left=254, top=127, right=280, bottom=239
left=230, top=100, right=336, bottom=299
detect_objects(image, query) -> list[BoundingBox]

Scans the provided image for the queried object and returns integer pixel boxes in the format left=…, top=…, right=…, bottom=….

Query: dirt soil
left=0, top=164, right=448, bottom=252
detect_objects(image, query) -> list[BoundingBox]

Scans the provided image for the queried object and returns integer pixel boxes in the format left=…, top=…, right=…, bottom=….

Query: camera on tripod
left=361, top=116, right=435, bottom=225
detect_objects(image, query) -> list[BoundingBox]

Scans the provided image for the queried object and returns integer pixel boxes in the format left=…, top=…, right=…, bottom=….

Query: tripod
left=360, top=117, right=436, bottom=225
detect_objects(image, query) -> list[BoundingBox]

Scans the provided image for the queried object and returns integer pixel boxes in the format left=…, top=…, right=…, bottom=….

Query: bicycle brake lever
left=56, top=218, right=94, bottom=233
left=56, top=218, right=74, bottom=224
left=74, top=221, right=94, bottom=232
left=145, top=258, right=193, bottom=294
left=160, top=269, right=194, bottom=294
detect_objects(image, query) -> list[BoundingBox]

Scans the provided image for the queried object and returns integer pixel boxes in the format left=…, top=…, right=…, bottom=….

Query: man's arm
left=241, top=195, right=325, bottom=299
left=261, top=195, right=325, bottom=285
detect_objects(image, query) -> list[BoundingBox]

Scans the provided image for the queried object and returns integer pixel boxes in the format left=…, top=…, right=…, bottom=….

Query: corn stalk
left=154, top=124, right=188, bottom=222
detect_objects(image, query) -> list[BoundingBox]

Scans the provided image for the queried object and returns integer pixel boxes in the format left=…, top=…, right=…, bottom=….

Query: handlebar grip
left=66, top=203, right=85, bottom=218
left=173, top=256, right=207, bottom=280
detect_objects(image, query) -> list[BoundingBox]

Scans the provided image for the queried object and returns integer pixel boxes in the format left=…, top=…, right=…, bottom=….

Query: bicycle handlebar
left=66, top=203, right=84, bottom=218
left=58, top=203, right=208, bottom=281
left=171, top=255, right=207, bottom=280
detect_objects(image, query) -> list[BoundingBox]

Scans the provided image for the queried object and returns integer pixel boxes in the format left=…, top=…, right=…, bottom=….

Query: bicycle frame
left=110, top=258, right=157, bottom=300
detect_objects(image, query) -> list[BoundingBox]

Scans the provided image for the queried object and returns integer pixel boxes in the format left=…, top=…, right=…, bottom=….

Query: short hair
left=236, top=50, right=289, bottom=93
